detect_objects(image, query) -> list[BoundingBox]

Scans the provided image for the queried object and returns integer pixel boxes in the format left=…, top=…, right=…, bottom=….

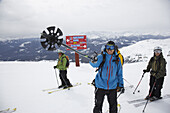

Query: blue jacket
left=90, top=51, right=124, bottom=90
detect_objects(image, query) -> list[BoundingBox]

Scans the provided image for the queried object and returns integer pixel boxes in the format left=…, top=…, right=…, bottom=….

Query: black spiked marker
left=40, top=26, right=63, bottom=51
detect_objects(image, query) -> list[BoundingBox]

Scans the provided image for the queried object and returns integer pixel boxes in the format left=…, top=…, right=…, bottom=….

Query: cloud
left=0, top=0, right=170, bottom=39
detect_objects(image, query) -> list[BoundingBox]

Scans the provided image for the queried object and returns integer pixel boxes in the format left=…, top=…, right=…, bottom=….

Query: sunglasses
left=105, top=45, right=115, bottom=50
left=154, top=50, right=161, bottom=54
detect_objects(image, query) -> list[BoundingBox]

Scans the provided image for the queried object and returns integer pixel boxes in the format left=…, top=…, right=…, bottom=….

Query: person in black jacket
left=143, top=46, right=167, bottom=101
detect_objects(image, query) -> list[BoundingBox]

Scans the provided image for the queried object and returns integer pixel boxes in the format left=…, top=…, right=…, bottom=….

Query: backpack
left=117, top=52, right=124, bottom=66
left=61, top=56, right=70, bottom=68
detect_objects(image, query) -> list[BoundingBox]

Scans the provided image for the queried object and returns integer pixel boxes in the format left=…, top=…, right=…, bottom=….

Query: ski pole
left=142, top=79, right=157, bottom=113
left=123, top=78, right=134, bottom=88
left=117, top=88, right=124, bottom=98
left=133, top=73, right=145, bottom=94
left=117, top=92, right=122, bottom=99
left=54, top=69, right=59, bottom=87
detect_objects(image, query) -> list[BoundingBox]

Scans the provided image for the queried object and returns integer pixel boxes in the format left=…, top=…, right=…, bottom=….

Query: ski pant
left=59, top=70, right=72, bottom=86
left=93, top=88, right=117, bottom=113
left=149, top=75, right=164, bottom=98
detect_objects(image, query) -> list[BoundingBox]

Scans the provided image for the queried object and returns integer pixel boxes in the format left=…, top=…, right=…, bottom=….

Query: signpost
left=66, top=35, right=87, bottom=66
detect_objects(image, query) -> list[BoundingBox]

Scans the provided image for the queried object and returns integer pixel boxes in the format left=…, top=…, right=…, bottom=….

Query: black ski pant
left=59, top=70, right=72, bottom=86
left=93, top=88, right=117, bottom=113
left=149, top=75, right=164, bottom=98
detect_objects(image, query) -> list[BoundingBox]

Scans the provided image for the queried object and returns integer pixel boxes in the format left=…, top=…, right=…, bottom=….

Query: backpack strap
left=112, top=55, right=119, bottom=65
left=95, top=53, right=106, bottom=77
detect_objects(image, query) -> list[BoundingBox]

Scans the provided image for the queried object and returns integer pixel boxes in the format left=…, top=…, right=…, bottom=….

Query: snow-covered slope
left=0, top=38, right=170, bottom=113
left=121, top=38, right=170, bottom=63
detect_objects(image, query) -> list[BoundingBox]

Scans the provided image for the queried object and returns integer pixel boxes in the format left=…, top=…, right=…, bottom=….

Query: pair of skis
left=127, top=94, right=170, bottom=107
left=42, top=83, right=81, bottom=94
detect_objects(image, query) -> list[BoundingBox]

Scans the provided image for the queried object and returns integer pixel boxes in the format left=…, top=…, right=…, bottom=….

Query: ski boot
left=145, top=95, right=152, bottom=100
left=150, top=96, right=162, bottom=101
left=58, top=85, right=65, bottom=89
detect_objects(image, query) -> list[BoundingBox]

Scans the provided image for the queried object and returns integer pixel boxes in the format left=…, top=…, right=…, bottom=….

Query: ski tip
left=5, top=108, right=10, bottom=111
left=48, top=92, right=52, bottom=94
left=13, top=108, right=17, bottom=111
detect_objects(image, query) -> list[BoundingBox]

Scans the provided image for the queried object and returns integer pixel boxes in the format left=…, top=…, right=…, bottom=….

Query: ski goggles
left=105, top=45, right=115, bottom=50
left=154, top=50, right=161, bottom=54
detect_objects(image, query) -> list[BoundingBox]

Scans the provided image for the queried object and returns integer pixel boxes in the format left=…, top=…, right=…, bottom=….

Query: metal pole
left=54, top=69, right=59, bottom=87
left=133, top=73, right=145, bottom=94
left=142, top=79, right=157, bottom=112
left=123, top=78, right=134, bottom=88
left=117, top=88, right=124, bottom=99
left=61, top=43, right=93, bottom=60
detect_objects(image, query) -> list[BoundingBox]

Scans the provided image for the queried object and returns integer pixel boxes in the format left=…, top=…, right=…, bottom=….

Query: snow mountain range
left=0, top=32, right=170, bottom=63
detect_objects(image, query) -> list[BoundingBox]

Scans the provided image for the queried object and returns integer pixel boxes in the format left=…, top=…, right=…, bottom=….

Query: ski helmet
left=154, top=46, right=162, bottom=54
left=154, top=46, right=162, bottom=52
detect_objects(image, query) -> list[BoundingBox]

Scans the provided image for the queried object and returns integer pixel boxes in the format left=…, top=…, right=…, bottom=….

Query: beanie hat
left=106, top=41, right=115, bottom=46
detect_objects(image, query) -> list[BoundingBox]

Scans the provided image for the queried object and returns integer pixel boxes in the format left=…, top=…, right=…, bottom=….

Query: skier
left=54, top=50, right=72, bottom=89
left=143, top=46, right=167, bottom=101
left=89, top=41, right=124, bottom=113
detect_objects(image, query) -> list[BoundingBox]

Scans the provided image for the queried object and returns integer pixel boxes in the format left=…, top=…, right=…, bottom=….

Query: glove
left=120, top=87, right=125, bottom=93
left=116, top=86, right=121, bottom=92
left=117, top=87, right=125, bottom=93
left=53, top=66, right=57, bottom=69
left=91, top=52, right=98, bottom=63
left=91, top=79, right=95, bottom=86
left=143, top=69, right=148, bottom=73
left=93, top=57, right=98, bottom=62
left=155, top=74, right=160, bottom=79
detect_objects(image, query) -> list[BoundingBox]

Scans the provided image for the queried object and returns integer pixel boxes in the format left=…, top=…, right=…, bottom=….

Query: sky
left=0, top=0, right=170, bottom=39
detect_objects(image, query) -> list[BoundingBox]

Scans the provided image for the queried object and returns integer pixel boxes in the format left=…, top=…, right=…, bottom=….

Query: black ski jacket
left=146, top=53, right=166, bottom=79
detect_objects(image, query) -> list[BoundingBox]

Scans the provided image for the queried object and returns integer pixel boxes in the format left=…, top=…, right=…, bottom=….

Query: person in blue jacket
left=89, top=41, right=124, bottom=113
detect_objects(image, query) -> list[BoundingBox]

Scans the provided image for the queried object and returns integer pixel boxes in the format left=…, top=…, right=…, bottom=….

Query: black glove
left=53, top=66, right=57, bottom=69
left=120, top=87, right=125, bottom=93
left=150, top=70, right=157, bottom=74
left=155, top=74, right=160, bottom=79
left=91, top=51, right=98, bottom=63
left=91, top=57, right=98, bottom=63
left=143, top=69, right=148, bottom=73
left=116, top=86, right=121, bottom=92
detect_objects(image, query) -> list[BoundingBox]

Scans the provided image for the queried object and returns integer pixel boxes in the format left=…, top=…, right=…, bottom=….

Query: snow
left=0, top=39, right=170, bottom=113
left=19, top=42, right=31, bottom=47
left=121, top=38, right=170, bottom=58
left=120, top=38, right=170, bottom=62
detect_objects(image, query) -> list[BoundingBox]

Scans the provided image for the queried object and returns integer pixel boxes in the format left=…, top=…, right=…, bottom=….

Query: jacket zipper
left=107, top=56, right=112, bottom=89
